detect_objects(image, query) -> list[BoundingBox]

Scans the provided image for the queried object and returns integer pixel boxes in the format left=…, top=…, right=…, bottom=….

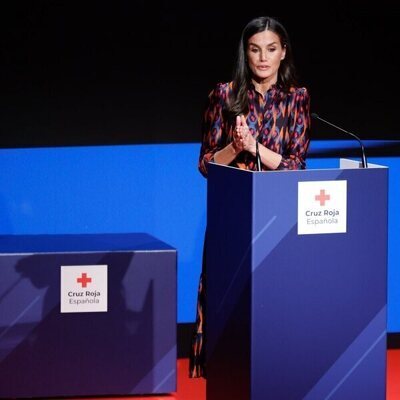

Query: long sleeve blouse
left=198, top=82, right=311, bottom=177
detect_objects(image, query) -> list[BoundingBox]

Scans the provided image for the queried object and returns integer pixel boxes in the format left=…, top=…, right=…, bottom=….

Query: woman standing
left=190, top=15, right=311, bottom=378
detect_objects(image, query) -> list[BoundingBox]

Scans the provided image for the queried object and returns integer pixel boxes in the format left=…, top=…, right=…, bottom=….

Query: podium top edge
left=209, top=160, right=388, bottom=173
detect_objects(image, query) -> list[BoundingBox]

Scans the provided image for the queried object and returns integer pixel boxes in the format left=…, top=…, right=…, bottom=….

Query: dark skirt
left=189, top=230, right=207, bottom=378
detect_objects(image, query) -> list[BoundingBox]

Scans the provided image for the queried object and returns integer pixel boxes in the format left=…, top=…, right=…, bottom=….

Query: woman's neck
left=251, top=77, right=277, bottom=95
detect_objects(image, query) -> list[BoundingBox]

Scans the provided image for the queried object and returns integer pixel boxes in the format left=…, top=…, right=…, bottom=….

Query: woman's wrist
left=214, top=142, right=240, bottom=166
left=248, top=143, right=257, bottom=156
left=231, top=140, right=240, bottom=155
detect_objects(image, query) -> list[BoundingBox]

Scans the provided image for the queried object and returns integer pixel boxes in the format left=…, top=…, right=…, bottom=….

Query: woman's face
left=246, top=29, right=286, bottom=84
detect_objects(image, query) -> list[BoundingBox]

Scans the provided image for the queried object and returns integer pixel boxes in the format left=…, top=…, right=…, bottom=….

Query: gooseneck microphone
left=311, top=113, right=368, bottom=168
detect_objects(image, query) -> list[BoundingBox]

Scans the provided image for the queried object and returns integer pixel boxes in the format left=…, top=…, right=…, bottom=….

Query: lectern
left=206, top=160, right=387, bottom=400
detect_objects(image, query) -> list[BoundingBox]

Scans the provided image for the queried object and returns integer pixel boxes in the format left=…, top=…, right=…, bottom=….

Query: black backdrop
left=1, top=1, right=399, bottom=148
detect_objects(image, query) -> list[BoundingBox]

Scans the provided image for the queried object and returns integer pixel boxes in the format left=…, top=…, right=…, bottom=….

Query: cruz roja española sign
left=298, top=180, right=347, bottom=235
left=60, top=265, right=108, bottom=313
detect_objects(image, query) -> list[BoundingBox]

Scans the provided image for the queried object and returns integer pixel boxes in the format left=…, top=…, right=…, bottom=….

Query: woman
left=189, top=15, right=311, bottom=378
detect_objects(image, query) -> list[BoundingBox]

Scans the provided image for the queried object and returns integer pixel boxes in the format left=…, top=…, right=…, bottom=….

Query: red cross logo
left=77, top=273, right=92, bottom=288
left=315, top=189, right=330, bottom=206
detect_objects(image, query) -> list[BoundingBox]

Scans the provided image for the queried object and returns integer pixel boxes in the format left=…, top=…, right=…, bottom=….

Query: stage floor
left=66, top=351, right=400, bottom=400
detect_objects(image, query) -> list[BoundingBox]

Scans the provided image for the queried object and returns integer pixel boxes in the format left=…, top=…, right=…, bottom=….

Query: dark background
left=1, top=1, right=399, bottom=148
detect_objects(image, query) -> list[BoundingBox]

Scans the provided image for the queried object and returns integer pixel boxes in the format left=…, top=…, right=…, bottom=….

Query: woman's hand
left=233, top=115, right=256, bottom=153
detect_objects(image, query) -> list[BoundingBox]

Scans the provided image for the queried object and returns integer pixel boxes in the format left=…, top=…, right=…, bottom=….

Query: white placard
left=60, top=265, right=108, bottom=313
left=298, top=180, right=347, bottom=235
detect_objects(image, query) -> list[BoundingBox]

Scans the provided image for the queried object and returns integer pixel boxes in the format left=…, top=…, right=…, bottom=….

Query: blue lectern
left=0, top=233, right=176, bottom=398
left=206, top=160, right=388, bottom=400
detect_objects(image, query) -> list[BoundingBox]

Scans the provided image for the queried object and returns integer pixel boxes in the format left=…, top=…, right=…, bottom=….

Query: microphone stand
left=256, top=140, right=261, bottom=171
left=311, top=113, right=368, bottom=168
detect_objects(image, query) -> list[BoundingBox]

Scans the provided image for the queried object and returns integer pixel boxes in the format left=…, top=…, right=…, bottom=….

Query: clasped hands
left=233, top=115, right=256, bottom=154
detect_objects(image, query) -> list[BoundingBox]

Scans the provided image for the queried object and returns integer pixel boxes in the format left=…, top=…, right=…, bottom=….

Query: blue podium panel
left=206, top=163, right=387, bottom=400
left=0, top=233, right=177, bottom=399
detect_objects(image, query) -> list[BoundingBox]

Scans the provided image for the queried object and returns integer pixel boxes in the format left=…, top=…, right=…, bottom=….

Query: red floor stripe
left=72, top=359, right=205, bottom=400
left=59, top=351, right=400, bottom=400
left=387, top=349, right=400, bottom=400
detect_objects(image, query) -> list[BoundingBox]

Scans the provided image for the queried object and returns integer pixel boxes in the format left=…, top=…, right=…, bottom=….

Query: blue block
left=0, top=233, right=177, bottom=398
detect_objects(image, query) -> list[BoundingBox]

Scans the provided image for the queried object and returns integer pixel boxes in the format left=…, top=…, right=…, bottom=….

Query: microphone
left=256, top=140, right=261, bottom=171
left=311, top=113, right=368, bottom=168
